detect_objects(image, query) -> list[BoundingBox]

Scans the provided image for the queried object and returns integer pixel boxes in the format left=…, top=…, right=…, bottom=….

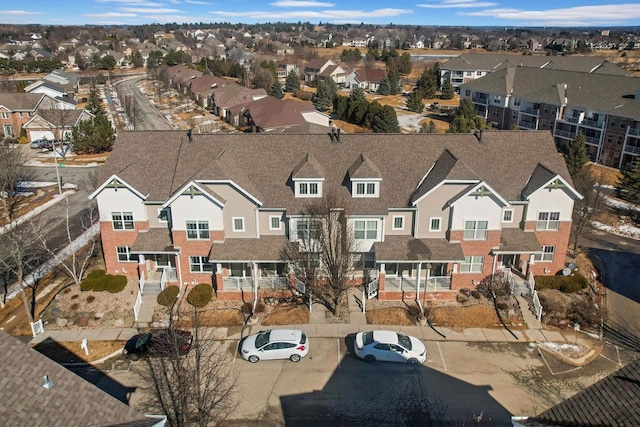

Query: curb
left=59, top=347, right=124, bottom=367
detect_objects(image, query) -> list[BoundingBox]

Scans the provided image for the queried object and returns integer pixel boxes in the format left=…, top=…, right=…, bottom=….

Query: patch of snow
left=20, top=181, right=57, bottom=188
left=541, top=342, right=582, bottom=353
left=592, top=220, right=640, bottom=239
left=605, top=195, right=640, bottom=212
left=396, top=112, right=424, bottom=133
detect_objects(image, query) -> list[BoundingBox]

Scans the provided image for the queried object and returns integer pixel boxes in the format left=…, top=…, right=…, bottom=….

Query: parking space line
left=337, top=338, right=341, bottom=369
left=6, top=315, right=15, bottom=323
left=437, top=341, right=447, bottom=372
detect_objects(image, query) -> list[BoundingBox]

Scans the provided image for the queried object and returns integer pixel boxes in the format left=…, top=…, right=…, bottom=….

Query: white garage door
left=29, top=130, right=55, bottom=141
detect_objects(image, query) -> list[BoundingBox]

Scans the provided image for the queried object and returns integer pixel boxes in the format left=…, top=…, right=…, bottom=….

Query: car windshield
left=362, top=331, right=374, bottom=345
left=396, top=333, right=412, bottom=350
left=136, top=332, right=151, bottom=349
left=300, top=333, right=307, bottom=344
left=254, top=330, right=271, bottom=348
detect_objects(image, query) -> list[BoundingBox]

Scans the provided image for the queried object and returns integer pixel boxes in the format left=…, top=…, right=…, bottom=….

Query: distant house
left=0, top=93, right=74, bottom=140
left=24, top=81, right=73, bottom=103
left=22, top=108, right=93, bottom=142
left=166, top=65, right=203, bottom=95
left=344, top=68, right=386, bottom=92
left=187, top=74, right=234, bottom=108
left=241, top=96, right=330, bottom=132
left=211, top=84, right=268, bottom=123
left=304, top=58, right=348, bottom=85
left=277, top=61, right=301, bottom=83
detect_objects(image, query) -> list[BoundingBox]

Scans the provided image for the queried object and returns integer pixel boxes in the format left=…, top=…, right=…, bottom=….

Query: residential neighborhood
left=0, top=18, right=639, bottom=427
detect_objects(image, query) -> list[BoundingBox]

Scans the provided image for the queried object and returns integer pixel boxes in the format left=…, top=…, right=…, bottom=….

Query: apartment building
left=441, top=53, right=628, bottom=88
left=460, top=67, right=640, bottom=168
left=90, top=130, right=580, bottom=302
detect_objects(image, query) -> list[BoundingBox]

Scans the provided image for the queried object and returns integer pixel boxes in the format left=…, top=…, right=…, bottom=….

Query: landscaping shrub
left=80, top=270, right=127, bottom=293
left=157, top=286, right=180, bottom=306
left=241, top=302, right=252, bottom=314
left=187, top=284, right=213, bottom=308
left=86, top=295, right=95, bottom=303
left=534, top=273, right=589, bottom=293
left=254, top=301, right=266, bottom=313
left=293, top=89, right=313, bottom=101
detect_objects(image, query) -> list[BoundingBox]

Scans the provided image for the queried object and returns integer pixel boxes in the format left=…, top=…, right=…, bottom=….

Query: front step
left=142, top=282, right=162, bottom=295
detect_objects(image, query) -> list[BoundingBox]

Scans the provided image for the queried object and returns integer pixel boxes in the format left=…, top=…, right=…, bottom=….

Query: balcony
left=384, top=276, right=451, bottom=292
left=557, top=115, right=579, bottom=124
left=519, top=107, right=540, bottom=116
left=623, top=144, right=640, bottom=155
left=580, top=119, right=604, bottom=129
left=584, top=135, right=602, bottom=147
left=223, top=276, right=253, bottom=290
left=627, top=127, right=640, bottom=138
left=554, top=129, right=576, bottom=140
left=518, top=119, right=538, bottom=130
left=471, top=96, right=488, bottom=105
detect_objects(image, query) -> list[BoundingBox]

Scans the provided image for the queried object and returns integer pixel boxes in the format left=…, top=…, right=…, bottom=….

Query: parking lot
left=90, top=334, right=634, bottom=426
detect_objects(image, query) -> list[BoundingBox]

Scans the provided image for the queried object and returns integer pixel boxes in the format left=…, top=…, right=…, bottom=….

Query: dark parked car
left=123, top=329, right=193, bottom=360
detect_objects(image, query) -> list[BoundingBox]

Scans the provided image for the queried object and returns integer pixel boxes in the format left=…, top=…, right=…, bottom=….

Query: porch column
left=138, top=254, right=147, bottom=280
left=425, top=264, right=431, bottom=291
left=491, top=253, right=497, bottom=275
left=215, top=263, right=224, bottom=292
left=415, top=262, right=422, bottom=300
left=378, top=263, right=385, bottom=292
left=251, top=261, right=258, bottom=310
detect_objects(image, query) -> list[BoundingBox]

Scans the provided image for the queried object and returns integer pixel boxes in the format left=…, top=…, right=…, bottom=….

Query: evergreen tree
left=565, top=131, right=590, bottom=179
left=372, top=105, right=400, bottom=133
left=416, top=68, right=437, bottom=99
left=71, top=112, right=115, bottom=154
left=420, top=120, right=437, bottom=133
left=269, top=80, right=284, bottom=99
left=386, top=61, right=402, bottom=95
left=313, top=78, right=336, bottom=111
left=406, top=90, right=424, bottom=113
left=333, top=95, right=348, bottom=120
left=349, top=87, right=366, bottom=103
left=86, top=83, right=105, bottom=117
left=377, top=76, right=392, bottom=95
left=284, top=70, right=301, bottom=92
left=447, top=97, right=485, bottom=133
left=440, top=79, right=455, bottom=100
left=433, top=62, right=441, bottom=89
left=616, top=156, right=640, bottom=205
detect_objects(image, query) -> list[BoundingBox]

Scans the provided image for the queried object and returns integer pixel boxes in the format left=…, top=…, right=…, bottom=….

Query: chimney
left=187, top=129, right=192, bottom=143
left=474, top=129, right=483, bottom=143
left=43, top=375, right=53, bottom=390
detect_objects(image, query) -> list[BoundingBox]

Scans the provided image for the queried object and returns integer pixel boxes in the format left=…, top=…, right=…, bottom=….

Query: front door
left=501, top=254, right=516, bottom=268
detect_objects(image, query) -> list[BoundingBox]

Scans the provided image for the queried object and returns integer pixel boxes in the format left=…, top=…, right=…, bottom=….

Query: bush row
left=157, top=284, right=214, bottom=307
left=534, top=272, right=589, bottom=293
left=80, top=269, right=127, bottom=293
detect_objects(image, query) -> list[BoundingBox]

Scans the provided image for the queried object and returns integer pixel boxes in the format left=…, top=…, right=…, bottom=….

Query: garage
left=29, top=130, right=55, bottom=142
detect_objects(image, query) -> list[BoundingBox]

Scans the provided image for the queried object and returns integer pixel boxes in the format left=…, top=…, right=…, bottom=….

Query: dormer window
left=352, top=180, right=380, bottom=198
left=295, top=180, right=322, bottom=198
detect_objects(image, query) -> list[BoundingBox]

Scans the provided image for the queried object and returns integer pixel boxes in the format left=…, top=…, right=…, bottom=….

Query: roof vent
left=474, top=129, right=483, bottom=143
left=329, top=127, right=341, bottom=143
left=43, top=375, right=53, bottom=390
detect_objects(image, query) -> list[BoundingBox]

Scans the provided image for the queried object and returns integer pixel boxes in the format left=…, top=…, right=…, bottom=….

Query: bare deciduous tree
left=283, top=192, right=357, bottom=316
left=572, top=165, right=608, bottom=251
left=0, top=142, right=32, bottom=224
left=135, top=295, right=237, bottom=427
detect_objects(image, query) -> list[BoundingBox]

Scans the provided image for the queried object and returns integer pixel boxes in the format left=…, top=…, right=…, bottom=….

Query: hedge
left=157, top=286, right=180, bottom=306
left=534, top=272, right=589, bottom=293
left=80, top=270, right=127, bottom=293
left=187, top=283, right=213, bottom=308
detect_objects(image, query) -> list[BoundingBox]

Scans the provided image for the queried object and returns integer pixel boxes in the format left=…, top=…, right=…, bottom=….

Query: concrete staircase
left=511, top=277, right=542, bottom=330
left=134, top=278, right=162, bottom=329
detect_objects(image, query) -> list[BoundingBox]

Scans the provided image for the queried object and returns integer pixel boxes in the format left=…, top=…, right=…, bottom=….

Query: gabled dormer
left=348, top=154, right=382, bottom=198
left=291, top=153, right=324, bottom=198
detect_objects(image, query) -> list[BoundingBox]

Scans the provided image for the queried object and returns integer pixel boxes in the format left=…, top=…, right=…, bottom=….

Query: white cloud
left=209, top=8, right=411, bottom=20
left=120, top=7, right=182, bottom=13
left=95, top=0, right=166, bottom=6
left=0, top=10, right=42, bottom=15
left=185, top=0, right=211, bottom=4
left=462, top=4, right=640, bottom=24
left=84, top=12, right=138, bottom=18
left=271, top=1, right=335, bottom=7
left=416, top=0, right=497, bottom=8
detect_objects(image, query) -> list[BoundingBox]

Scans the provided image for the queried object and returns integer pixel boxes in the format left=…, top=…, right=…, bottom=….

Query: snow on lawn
left=605, top=195, right=640, bottom=212
left=396, top=111, right=424, bottom=133
left=592, top=220, right=640, bottom=239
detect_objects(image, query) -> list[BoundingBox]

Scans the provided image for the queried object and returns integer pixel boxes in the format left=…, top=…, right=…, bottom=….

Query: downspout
left=415, top=262, right=423, bottom=313
left=252, top=261, right=258, bottom=312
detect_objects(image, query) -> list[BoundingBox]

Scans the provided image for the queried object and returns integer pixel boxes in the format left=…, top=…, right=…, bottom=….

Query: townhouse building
left=460, top=67, right=640, bottom=168
left=0, top=93, right=75, bottom=140
left=441, top=53, right=628, bottom=89
left=91, top=130, right=579, bottom=302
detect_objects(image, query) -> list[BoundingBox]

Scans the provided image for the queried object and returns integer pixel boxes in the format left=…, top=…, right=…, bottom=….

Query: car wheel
left=290, top=354, right=301, bottom=362
left=248, top=355, right=259, bottom=363
left=407, top=358, right=419, bottom=364
left=364, top=355, right=376, bottom=363
left=128, top=353, right=141, bottom=362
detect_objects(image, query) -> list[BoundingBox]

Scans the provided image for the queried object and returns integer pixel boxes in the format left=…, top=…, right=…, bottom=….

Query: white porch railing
left=524, top=271, right=543, bottom=321
left=139, top=275, right=146, bottom=294
left=366, top=278, right=379, bottom=299
left=258, top=276, right=289, bottom=289
left=160, top=268, right=167, bottom=291
left=385, top=276, right=452, bottom=292
left=294, top=278, right=306, bottom=295
left=425, top=276, right=452, bottom=291
left=30, top=319, right=44, bottom=337
left=223, top=277, right=253, bottom=290
left=133, top=290, right=142, bottom=321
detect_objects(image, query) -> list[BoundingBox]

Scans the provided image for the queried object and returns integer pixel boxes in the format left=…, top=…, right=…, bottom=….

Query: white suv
left=240, top=329, right=309, bottom=363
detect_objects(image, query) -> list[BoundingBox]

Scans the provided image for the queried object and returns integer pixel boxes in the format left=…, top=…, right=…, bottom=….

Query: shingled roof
left=461, top=67, right=640, bottom=119
left=98, top=130, right=574, bottom=216
left=0, top=93, right=45, bottom=111
left=0, top=332, right=153, bottom=427
left=522, top=359, right=640, bottom=426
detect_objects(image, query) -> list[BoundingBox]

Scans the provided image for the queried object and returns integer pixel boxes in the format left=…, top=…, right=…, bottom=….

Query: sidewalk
left=30, top=321, right=597, bottom=349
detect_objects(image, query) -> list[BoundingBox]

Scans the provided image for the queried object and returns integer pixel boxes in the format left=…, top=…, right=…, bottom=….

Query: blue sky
left=2, top=0, right=640, bottom=27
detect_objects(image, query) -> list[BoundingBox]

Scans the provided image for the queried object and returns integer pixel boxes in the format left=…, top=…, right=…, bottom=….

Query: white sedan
left=354, top=330, right=426, bottom=364
left=240, top=329, right=309, bottom=363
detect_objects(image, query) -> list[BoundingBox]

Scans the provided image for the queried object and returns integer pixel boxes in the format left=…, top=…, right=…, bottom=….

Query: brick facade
left=100, top=221, right=145, bottom=278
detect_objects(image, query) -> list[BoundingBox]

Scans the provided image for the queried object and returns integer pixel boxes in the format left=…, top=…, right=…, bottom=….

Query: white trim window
left=353, top=181, right=379, bottom=198
left=354, top=220, right=378, bottom=240
left=1, top=112, right=8, bottom=119
left=464, top=220, right=488, bottom=240
left=392, top=216, right=404, bottom=230
left=269, top=215, right=281, bottom=230
left=533, top=245, right=555, bottom=262
left=537, top=212, right=560, bottom=230
left=502, top=209, right=514, bottom=223
left=461, top=256, right=484, bottom=273
left=112, top=212, right=134, bottom=230
left=296, top=218, right=320, bottom=240
left=232, top=217, right=245, bottom=232
left=116, top=246, right=134, bottom=262
left=430, top=217, right=442, bottom=232
left=186, top=220, right=209, bottom=239
left=190, top=256, right=213, bottom=273
left=295, top=180, right=322, bottom=198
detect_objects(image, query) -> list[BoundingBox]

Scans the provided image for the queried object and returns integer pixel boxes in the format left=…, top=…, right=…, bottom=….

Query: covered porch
left=130, top=228, right=180, bottom=295
left=492, top=228, right=543, bottom=277
left=373, top=236, right=465, bottom=299
left=209, top=236, right=292, bottom=297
